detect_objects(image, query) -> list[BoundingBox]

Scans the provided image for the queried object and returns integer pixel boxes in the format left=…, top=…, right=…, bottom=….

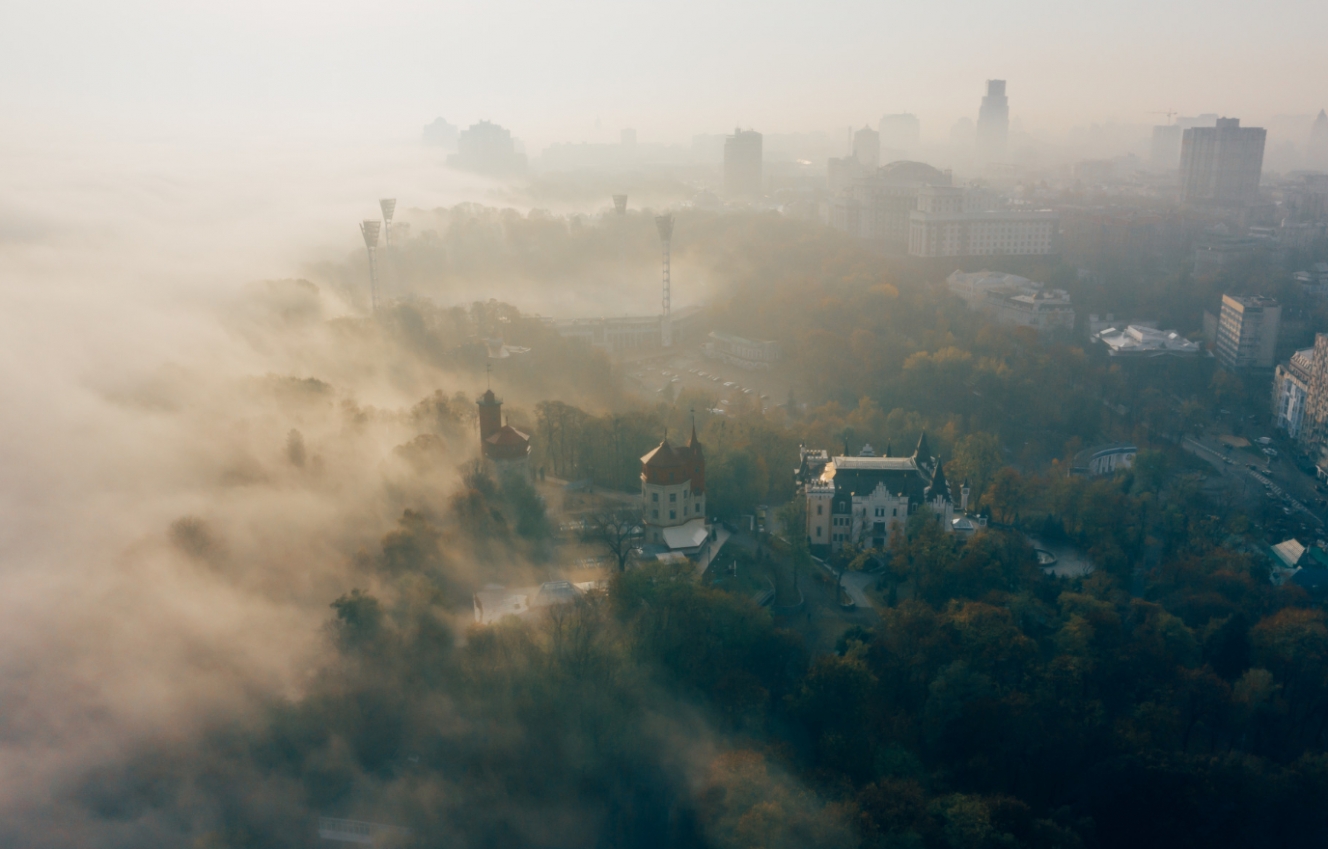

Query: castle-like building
left=797, top=433, right=953, bottom=557
left=477, top=388, right=530, bottom=477
left=639, top=424, right=709, bottom=552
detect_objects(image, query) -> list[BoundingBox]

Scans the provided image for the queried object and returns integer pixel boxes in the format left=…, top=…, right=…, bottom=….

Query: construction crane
left=1148, top=110, right=1178, bottom=125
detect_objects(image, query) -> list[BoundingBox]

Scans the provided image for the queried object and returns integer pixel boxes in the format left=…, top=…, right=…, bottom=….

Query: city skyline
left=3, top=0, right=1327, bottom=150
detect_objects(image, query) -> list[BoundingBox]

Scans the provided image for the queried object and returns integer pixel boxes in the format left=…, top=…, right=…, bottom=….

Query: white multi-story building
left=908, top=187, right=1058, bottom=257
left=1274, top=348, right=1313, bottom=440
left=798, top=436, right=953, bottom=557
left=1214, top=294, right=1280, bottom=370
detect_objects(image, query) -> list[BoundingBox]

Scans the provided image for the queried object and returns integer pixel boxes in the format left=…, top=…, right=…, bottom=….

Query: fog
left=4, top=1, right=1328, bottom=845
left=0, top=136, right=499, bottom=839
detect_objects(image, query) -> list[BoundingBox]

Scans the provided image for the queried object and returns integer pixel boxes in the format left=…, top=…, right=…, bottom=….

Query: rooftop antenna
left=486, top=361, right=492, bottom=390
left=612, top=194, right=627, bottom=217
left=359, top=219, right=381, bottom=313
left=655, top=213, right=674, bottom=347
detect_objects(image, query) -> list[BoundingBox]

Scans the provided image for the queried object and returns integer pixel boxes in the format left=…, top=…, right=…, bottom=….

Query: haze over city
left=3, top=2, right=1328, bottom=847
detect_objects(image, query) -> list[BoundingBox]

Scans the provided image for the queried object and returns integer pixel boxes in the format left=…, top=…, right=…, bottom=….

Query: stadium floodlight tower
left=379, top=198, right=397, bottom=246
left=360, top=219, right=381, bottom=314
left=655, top=213, right=674, bottom=347
left=612, top=194, right=627, bottom=217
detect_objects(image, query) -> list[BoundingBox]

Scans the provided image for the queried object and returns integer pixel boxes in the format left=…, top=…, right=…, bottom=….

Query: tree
left=582, top=507, right=642, bottom=572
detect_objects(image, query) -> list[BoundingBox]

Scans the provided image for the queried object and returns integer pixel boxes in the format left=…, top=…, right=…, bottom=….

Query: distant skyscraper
left=879, top=114, right=920, bottom=152
left=422, top=117, right=458, bottom=150
left=1150, top=125, right=1183, bottom=171
left=1310, top=110, right=1328, bottom=168
left=448, top=121, right=527, bottom=176
left=975, top=80, right=1009, bottom=158
left=853, top=126, right=880, bottom=170
left=1179, top=118, right=1266, bottom=207
left=723, top=128, right=763, bottom=198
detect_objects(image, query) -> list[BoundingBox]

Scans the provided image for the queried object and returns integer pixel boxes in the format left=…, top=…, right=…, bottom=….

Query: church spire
left=928, top=458, right=951, bottom=503
left=914, top=431, right=932, bottom=462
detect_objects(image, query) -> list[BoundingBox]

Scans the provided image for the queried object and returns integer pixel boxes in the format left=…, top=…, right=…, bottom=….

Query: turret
left=477, top=389, right=502, bottom=443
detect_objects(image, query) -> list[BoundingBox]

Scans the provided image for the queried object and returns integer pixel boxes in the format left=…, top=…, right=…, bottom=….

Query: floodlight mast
left=378, top=199, right=397, bottom=298
left=379, top=199, right=397, bottom=247
left=360, top=220, right=381, bottom=313
left=655, top=214, right=674, bottom=347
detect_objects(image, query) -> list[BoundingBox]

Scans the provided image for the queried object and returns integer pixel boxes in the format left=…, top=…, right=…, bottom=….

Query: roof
left=823, top=455, right=928, bottom=501
left=1291, top=567, right=1328, bottom=593
left=1096, top=325, right=1206, bottom=357
left=641, top=439, right=683, bottom=468
left=662, top=518, right=710, bottom=552
left=1272, top=538, right=1306, bottom=569
left=486, top=424, right=530, bottom=447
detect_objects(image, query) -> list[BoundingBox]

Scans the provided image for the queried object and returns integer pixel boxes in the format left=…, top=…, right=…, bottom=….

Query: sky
left=2, top=0, right=1326, bottom=148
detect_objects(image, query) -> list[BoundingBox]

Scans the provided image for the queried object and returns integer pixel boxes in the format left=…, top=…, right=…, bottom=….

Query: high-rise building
left=448, top=121, right=527, bottom=176
left=853, top=126, right=880, bottom=170
left=1150, top=125, right=1183, bottom=171
left=1214, top=294, right=1280, bottom=370
left=723, top=128, right=763, bottom=197
left=975, top=80, right=1009, bottom=158
left=1179, top=118, right=1266, bottom=207
left=1310, top=110, right=1328, bottom=168
left=879, top=113, right=921, bottom=152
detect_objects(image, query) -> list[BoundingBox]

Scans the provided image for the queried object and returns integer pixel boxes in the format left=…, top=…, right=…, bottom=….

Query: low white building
left=473, top=580, right=603, bottom=625
left=1072, top=444, right=1138, bottom=477
left=1095, top=325, right=1206, bottom=358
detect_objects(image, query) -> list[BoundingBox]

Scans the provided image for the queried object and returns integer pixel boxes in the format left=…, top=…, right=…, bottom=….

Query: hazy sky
left=3, top=0, right=1326, bottom=147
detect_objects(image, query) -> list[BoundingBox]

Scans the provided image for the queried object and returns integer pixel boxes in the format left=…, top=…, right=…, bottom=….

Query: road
left=1183, top=436, right=1323, bottom=530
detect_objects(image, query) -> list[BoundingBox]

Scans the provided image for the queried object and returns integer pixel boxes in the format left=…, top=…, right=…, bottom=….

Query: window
left=669, top=493, right=676, bottom=503
left=816, top=526, right=822, bottom=537
left=684, top=489, right=690, bottom=499
left=652, top=492, right=659, bottom=502
left=875, top=507, right=885, bottom=518
left=670, top=510, right=676, bottom=519
left=892, top=508, right=897, bottom=517
left=817, top=504, right=823, bottom=515
left=652, top=509, right=658, bottom=518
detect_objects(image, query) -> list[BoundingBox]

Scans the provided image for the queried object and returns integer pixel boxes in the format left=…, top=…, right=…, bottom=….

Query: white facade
left=1095, top=325, right=1205, bottom=358
left=1274, top=348, right=1313, bottom=439
left=909, top=188, right=1057, bottom=257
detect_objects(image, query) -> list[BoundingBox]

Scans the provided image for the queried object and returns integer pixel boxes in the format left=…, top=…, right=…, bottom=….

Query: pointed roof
left=927, top=458, right=951, bottom=502
left=914, top=431, right=931, bottom=461
left=885, top=442, right=893, bottom=457
left=641, top=438, right=682, bottom=467
left=687, top=417, right=702, bottom=453
left=478, top=388, right=500, bottom=406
